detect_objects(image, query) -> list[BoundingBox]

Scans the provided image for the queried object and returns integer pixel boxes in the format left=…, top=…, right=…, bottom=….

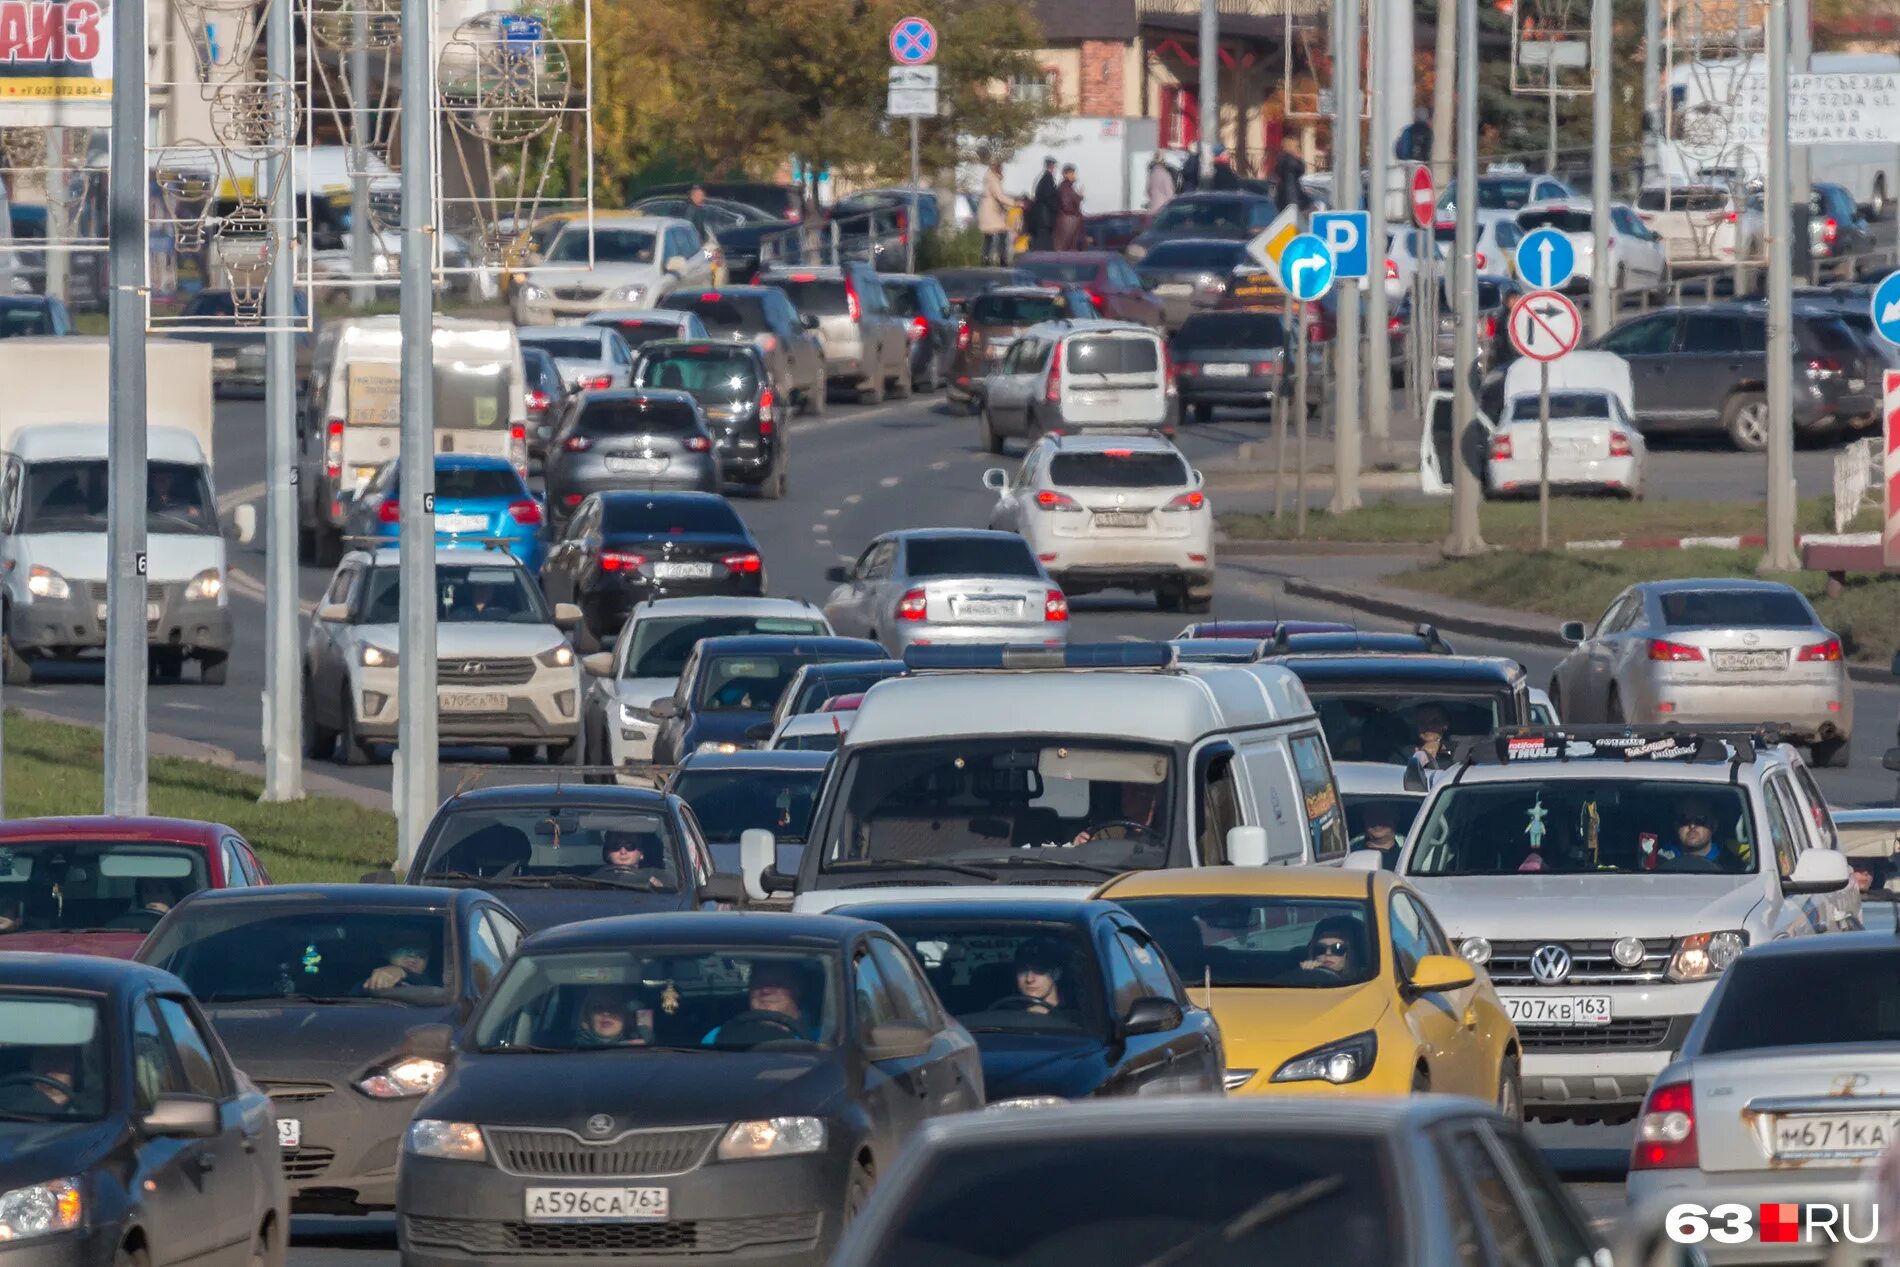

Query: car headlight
left=619, top=702, right=656, bottom=726
left=1667, top=931, right=1747, bottom=982
left=0, top=1178, right=81, bottom=1242
left=1270, top=1031, right=1377, bottom=1086
left=612, top=285, right=646, bottom=302
left=536, top=644, right=575, bottom=669
left=404, top=1119, right=487, bottom=1162
left=983, top=1096, right=1067, bottom=1111
left=696, top=740, right=742, bottom=755
left=184, top=568, right=223, bottom=602
left=24, top=565, right=68, bottom=600
left=360, top=644, right=399, bottom=668
left=355, top=1056, right=446, bottom=1099
left=717, top=1117, right=826, bottom=1160
left=519, top=283, right=548, bottom=301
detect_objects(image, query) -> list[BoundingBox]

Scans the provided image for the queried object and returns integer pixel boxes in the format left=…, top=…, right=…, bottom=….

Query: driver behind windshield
left=0, top=1045, right=80, bottom=1114
left=572, top=986, right=655, bottom=1048
left=594, top=831, right=672, bottom=889
left=1300, top=916, right=1365, bottom=978
left=364, top=940, right=435, bottom=995
left=1012, top=939, right=1068, bottom=1015
left=1657, top=795, right=1752, bottom=872
left=1072, top=782, right=1162, bottom=846
left=702, top=960, right=816, bottom=1045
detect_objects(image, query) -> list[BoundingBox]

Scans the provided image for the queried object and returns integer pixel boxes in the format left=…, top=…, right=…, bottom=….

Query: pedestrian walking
left=1210, top=144, right=1240, bottom=191
left=1053, top=165, right=1084, bottom=251
left=1030, top=157, right=1060, bottom=251
left=1146, top=156, right=1175, bottom=214
left=979, top=160, right=1011, bottom=265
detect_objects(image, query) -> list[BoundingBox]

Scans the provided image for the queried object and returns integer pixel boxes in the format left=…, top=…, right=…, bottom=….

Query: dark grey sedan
left=1133, top=238, right=1253, bottom=332
left=544, top=389, right=721, bottom=531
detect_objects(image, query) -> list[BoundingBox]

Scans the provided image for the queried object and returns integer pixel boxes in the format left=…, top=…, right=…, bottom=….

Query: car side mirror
left=139, top=1094, right=220, bottom=1139
left=801, top=313, right=821, bottom=330
left=1121, top=995, right=1183, bottom=1038
left=1784, top=848, right=1855, bottom=896
left=317, top=602, right=350, bottom=623
left=744, top=721, right=775, bottom=742
left=665, top=256, right=688, bottom=276
left=233, top=504, right=258, bottom=545
left=409, top=1023, right=456, bottom=1059
left=359, top=868, right=401, bottom=885
left=1561, top=620, right=1587, bottom=643
left=863, top=1020, right=935, bottom=1062
left=982, top=468, right=1009, bottom=492
left=699, top=872, right=744, bottom=906
left=1342, top=849, right=1384, bottom=872
left=1192, top=469, right=1205, bottom=487
left=552, top=602, right=583, bottom=629
left=581, top=651, right=614, bottom=677
left=649, top=698, right=680, bottom=720
left=825, top=565, right=850, bottom=584
left=1225, top=825, right=1268, bottom=868
left=740, top=828, right=794, bottom=901
left=1408, top=954, right=1477, bottom=994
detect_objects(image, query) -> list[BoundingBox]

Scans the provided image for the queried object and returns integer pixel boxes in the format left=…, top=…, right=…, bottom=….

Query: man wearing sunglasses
left=1657, top=796, right=1750, bottom=872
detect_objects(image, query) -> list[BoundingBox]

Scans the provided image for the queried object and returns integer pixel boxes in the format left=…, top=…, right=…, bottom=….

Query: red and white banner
left=0, top=0, right=112, bottom=125
left=1885, top=370, right=1900, bottom=567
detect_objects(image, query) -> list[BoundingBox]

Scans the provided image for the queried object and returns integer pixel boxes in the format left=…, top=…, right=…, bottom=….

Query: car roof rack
left=901, top=642, right=1179, bottom=673
left=1450, top=724, right=1786, bottom=772
left=1265, top=622, right=1451, bottom=656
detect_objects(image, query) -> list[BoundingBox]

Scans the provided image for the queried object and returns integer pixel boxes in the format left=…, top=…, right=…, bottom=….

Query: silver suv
left=756, top=263, right=910, bottom=404
left=1372, top=726, right=1859, bottom=1125
left=302, top=546, right=585, bottom=765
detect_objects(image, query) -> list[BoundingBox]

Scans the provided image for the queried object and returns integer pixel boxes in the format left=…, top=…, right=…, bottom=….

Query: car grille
left=485, top=1125, right=721, bottom=1178
left=554, top=286, right=603, bottom=302
left=436, top=657, right=536, bottom=686
left=86, top=582, right=168, bottom=605
left=282, top=1146, right=335, bottom=1180
left=432, top=711, right=545, bottom=736
left=261, top=1081, right=336, bottom=1103
left=1483, top=939, right=1670, bottom=986
left=1518, top=1019, right=1675, bottom=1052
left=403, top=1212, right=822, bottom=1255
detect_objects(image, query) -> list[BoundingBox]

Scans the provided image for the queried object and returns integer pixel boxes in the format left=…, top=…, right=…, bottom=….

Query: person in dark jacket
left=1397, top=109, right=1433, bottom=163
left=1030, top=157, right=1060, bottom=251
left=1210, top=144, right=1240, bottom=191
left=1179, top=147, right=1202, bottom=193
left=1274, top=139, right=1308, bottom=214
left=1053, top=165, right=1084, bottom=250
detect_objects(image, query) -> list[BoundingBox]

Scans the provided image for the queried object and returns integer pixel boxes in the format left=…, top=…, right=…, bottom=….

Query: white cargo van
left=0, top=338, right=255, bottom=684
left=739, top=642, right=1350, bottom=910
left=298, top=315, right=529, bottom=565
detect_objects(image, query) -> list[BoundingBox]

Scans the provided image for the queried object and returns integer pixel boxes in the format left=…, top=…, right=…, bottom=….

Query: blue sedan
left=344, top=454, right=549, bottom=574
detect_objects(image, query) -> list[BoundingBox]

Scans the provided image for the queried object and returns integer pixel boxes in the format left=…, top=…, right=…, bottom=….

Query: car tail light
left=1823, top=216, right=1839, bottom=245
left=1798, top=638, right=1842, bottom=662
left=325, top=419, right=344, bottom=480
left=510, top=422, right=527, bottom=476
left=1166, top=490, right=1205, bottom=510
left=1489, top=433, right=1513, bottom=460
left=599, top=551, right=646, bottom=572
left=564, top=493, right=583, bottom=506
left=1035, top=489, right=1081, bottom=511
left=896, top=587, right=928, bottom=621
left=1631, top=1081, right=1697, bottom=1170
left=1162, top=343, right=1178, bottom=397
left=956, top=319, right=971, bottom=350
left=758, top=388, right=776, bottom=432
left=845, top=279, right=861, bottom=323
left=908, top=315, right=929, bottom=342
left=788, top=272, right=818, bottom=282
left=1087, top=288, right=1107, bottom=312
left=1609, top=431, right=1633, bottom=457
left=377, top=498, right=400, bottom=524
left=1176, top=360, right=1201, bottom=376
left=685, top=435, right=712, bottom=452
left=1648, top=638, right=1705, bottom=662
left=1384, top=258, right=1398, bottom=281
left=526, top=389, right=549, bottom=411
left=1483, top=313, right=1498, bottom=340
left=1725, top=210, right=1739, bottom=223
left=563, top=435, right=594, bottom=452
left=586, top=375, right=613, bottom=391
left=1251, top=360, right=1276, bottom=375
left=1388, top=315, right=1403, bottom=331
left=722, top=552, right=763, bottom=574
left=1476, top=251, right=1487, bottom=270
left=1806, top=357, right=1842, bottom=379
left=1043, top=589, right=1069, bottom=622
left=894, top=208, right=908, bottom=244
left=508, top=498, right=542, bottom=525
left=1045, top=355, right=1062, bottom=403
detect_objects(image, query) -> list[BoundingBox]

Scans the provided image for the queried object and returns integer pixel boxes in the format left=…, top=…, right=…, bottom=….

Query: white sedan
left=1484, top=388, right=1646, bottom=499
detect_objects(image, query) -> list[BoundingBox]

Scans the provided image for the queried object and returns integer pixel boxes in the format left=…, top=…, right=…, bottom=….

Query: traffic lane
left=1643, top=440, right=1836, bottom=503
left=289, top=1215, right=396, bottom=1267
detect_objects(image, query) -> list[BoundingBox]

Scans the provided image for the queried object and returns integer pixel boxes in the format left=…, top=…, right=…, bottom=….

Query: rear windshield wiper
left=827, top=858, right=1000, bottom=883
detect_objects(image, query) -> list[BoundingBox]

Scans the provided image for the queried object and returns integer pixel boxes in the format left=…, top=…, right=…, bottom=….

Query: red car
left=1014, top=251, right=1166, bottom=328
left=0, top=816, right=270, bottom=959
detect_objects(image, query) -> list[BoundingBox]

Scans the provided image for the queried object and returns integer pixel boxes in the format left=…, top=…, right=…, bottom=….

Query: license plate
left=604, top=456, right=666, bottom=474
left=1156, top=283, right=1193, bottom=296
left=653, top=561, right=714, bottom=579
left=1712, top=649, right=1787, bottom=671
left=435, top=512, right=488, bottom=533
left=1093, top=512, right=1149, bottom=528
left=524, top=1187, right=670, bottom=1224
left=440, top=691, right=506, bottom=711
left=95, top=603, right=161, bottom=623
left=277, top=1118, right=301, bottom=1149
left=1503, top=995, right=1612, bottom=1026
left=1203, top=363, right=1248, bottom=377
left=1850, top=378, right=1866, bottom=391
left=1773, top=1113, right=1900, bottom=1161
left=959, top=599, right=1018, bottom=620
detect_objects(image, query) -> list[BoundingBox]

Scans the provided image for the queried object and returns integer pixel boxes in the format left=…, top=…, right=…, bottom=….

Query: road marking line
left=823, top=508, right=840, bottom=517
left=844, top=493, right=863, bottom=504
left=879, top=476, right=902, bottom=487
left=929, top=460, right=949, bottom=471
left=166, top=702, right=208, bottom=712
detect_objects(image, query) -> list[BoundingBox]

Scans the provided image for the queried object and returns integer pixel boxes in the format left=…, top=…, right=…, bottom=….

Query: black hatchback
left=841, top=899, right=1225, bottom=1107
left=1171, top=308, right=1289, bottom=421
left=631, top=340, right=787, bottom=498
left=394, top=912, right=983, bottom=1267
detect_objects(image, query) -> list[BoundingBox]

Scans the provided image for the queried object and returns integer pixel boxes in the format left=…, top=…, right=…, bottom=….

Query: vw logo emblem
left=584, top=1114, right=614, bottom=1138
left=1529, top=944, right=1572, bottom=986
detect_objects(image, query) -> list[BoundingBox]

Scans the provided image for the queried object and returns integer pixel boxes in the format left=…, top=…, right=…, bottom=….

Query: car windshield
left=474, top=948, right=839, bottom=1051
left=634, top=349, right=761, bottom=399
left=358, top=564, right=550, bottom=625
left=523, top=336, right=609, bottom=361
left=1017, top=259, right=1098, bottom=284
left=883, top=285, right=926, bottom=318
left=695, top=653, right=823, bottom=712
left=18, top=460, right=219, bottom=535
left=1117, top=896, right=1379, bottom=989
left=1656, top=589, right=1813, bottom=628
left=1177, top=312, right=1285, bottom=347
left=882, top=924, right=1107, bottom=1035
left=905, top=536, right=1040, bottom=579
left=1049, top=451, right=1189, bottom=488
left=623, top=615, right=827, bottom=679
left=820, top=739, right=1173, bottom=875
left=1407, top=779, right=1758, bottom=876
left=1504, top=392, right=1618, bottom=423
left=571, top=398, right=701, bottom=437
left=668, top=768, right=824, bottom=844
left=1151, top=199, right=1257, bottom=232
left=0, top=996, right=107, bottom=1121
left=1142, top=242, right=1247, bottom=269
left=0, top=842, right=208, bottom=937
left=861, top=1132, right=1393, bottom=1267
left=420, top=806, right=681, bottom=892
left=1699, top=949, right=1900, bottom=1054
left=1638, top=187, right=1731, bottom=212
left=785, top=666, right=901, bottom=716
left=142, top=907, right=455, bottom=1005
left=968, top=293, right=1063, bottom=325
left=1342, top=793, right=1423, bottom=851
left=1308, top=691, right=1506, bottom=765
left=0, top=304, right=55, bottom=338
left=549, top=227, right=655, bottom=265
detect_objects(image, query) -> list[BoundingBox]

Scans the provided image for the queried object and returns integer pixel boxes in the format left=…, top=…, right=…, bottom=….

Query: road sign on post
left=889, top=21, right=938, bottom=271
left=1280, top=234, right=1336, bottom=301
left=1886, top=370, right=1900, bottom=567
left=1871, top=271, right=1900, bottom=345
left=890, top=16, right=937, bottom=64
left=1410, top=165, right=1435, bottom=228
left=1515, top=227, right=1577, bottom=291
left=1508, top=289, right=1582, bottom=362
left=1313, top=210, right=1371, bottom=279
left=1246, top=206, right=1302, bottom=288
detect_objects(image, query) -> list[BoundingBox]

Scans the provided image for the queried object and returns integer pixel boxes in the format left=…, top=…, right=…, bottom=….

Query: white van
left=739, top=642, right=1350, bottom=910
left=976, top=319, right=1177, bottom=453
left=298, top=315, right=529, bottom=565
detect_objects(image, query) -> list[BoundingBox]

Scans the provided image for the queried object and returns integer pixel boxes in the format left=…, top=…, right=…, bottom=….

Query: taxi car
left=1093, top=866, right=1521, bottom=1112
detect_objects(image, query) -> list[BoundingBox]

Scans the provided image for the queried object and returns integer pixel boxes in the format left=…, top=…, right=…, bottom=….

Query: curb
left=1279, top=577, right=1898, bottom=686
left=1218, top=539, right=1441, bottom=559
left=1566, top=533, right=1871, bottom=553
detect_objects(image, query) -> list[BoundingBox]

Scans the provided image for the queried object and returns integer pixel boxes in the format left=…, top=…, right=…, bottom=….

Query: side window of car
left=1598, top=315, right=1673, bottom=356
left=219, top=839, right=248, bottom=887
left=468, top=910, right=507, bottom=994
left=1289, top=733, right=1349, bottom=861
left=852, top=948, right=901, bottom=1031
left=1592, top=593, right=1633, bottom=639
left=865, top=541, right=896, bottom=580
left=868, top=938, right=937, bottom=1027
left=156, top=996, right=229, bottom=1100
left=677, top=805, right=716, bottom=885
left=1196, top=747, right=1244, bottom=866
left=1118, top=928, right=1182, bottom=1003
left=1435, top=1132, right=1490, bottom=1267
left=1410, top=892, right=1455, bottom=957
left=1762, top=778, right=1803, bottom=878
left=1436, top=1124, right=1542, bottom=1263
left=1101, top=929, right=1146, bottom=1016
left=1487, top=1125, right=1601, bottom=1263
left=133, top=998, right=187, bottom=1112
left=1388, top=893, right=1433, bottom=980
left=860, top=280, right=888, bottom=315
left=1680, top=313, right=1743, bottom=355
left=321, top=565, right=356, bottom=612
left=484, top=909, right=523, bottom=961
left=239, top=845, right=267, bottom=885
left=1, top=459, right=21, bottom=532
left=1789, top=761, right=1839, bottom=850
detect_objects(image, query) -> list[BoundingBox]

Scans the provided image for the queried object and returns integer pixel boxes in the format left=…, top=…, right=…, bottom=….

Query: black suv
left=1580, top=302, right=1879, bottom=451
left=656, top=285, right=826, bottom=413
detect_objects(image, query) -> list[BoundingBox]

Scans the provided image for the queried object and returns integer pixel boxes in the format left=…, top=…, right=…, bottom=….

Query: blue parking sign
left=1312, top=210, right=1370, bottom=280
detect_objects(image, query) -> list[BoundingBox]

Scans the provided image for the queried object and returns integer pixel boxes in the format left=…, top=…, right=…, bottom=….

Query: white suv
left=983, top=433, right=1213, bottom=613
left=1374, top=726, right=1858, bottom=1125
left=975, top=319, right=1176, bottom=453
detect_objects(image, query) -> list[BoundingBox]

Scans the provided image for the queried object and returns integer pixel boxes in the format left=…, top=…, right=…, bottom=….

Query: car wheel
left=978, top=407, right=1003, bottom=455
left=548, top=734, right=586, bottom=766
left=1812, top=736, right=1851, bottom=768
left=200, top=651, right=229, bottom=685
left=149, top=649, right=185, bottom=684
left=1185, top=585, right=1213, bottom=614
left=508, top=745, right=541, bottom=764
left=1722, top=392, right=1770, bottom=452
left=301, top=677, right=337, bottom=759
left=1497, top=1054, right=1523, bottom=1122
left=1411, top=1066, right=1430, bottom=1094
left=859, top=373, right=884, bottom=406
left=335, top=690, right=368, bottom=766
left=843, top=1159, right=875, bottom=1228
left=1154, top=583, right=1183, bottom=613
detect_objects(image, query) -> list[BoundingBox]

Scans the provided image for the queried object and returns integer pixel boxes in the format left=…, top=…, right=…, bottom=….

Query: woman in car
left=1298, top=917, right=1365, bottom=979
left=572, top=986, right=654, bottom=1048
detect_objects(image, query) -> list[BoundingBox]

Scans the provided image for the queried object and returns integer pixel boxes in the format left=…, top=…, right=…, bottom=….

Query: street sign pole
left=1365, top=0, right=1392, bottom=444
left=1589, top=0, right=1612, bottom=339
left=1446, top=0, right=1486, bottom=557
left=908, top=117, right=920, bottom=274
left=1329, top=0, right=1362, bottom=514
left=262, top=0, right=303, bottom=802
left=1507, top=288, right=1582, bottom=548
left=1762, top=0, right=1799, bottom=572
left=1539, top=361, right=1551, bottom=549
left=1296, top=303, right=1309, bottom=536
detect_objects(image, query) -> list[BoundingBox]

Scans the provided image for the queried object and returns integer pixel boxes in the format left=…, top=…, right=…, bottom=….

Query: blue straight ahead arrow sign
left=1515, top=227, right=1576, bottom=291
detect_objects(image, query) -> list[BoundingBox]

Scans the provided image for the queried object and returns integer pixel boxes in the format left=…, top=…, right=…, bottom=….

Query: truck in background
left=298, top=315, right=530, bottom=566
left=0, top=338, right=256, bottom=685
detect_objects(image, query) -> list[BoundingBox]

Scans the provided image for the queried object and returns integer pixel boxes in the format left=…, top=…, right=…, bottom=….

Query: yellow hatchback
left=1095, top=866, right=1522, bottom=1113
